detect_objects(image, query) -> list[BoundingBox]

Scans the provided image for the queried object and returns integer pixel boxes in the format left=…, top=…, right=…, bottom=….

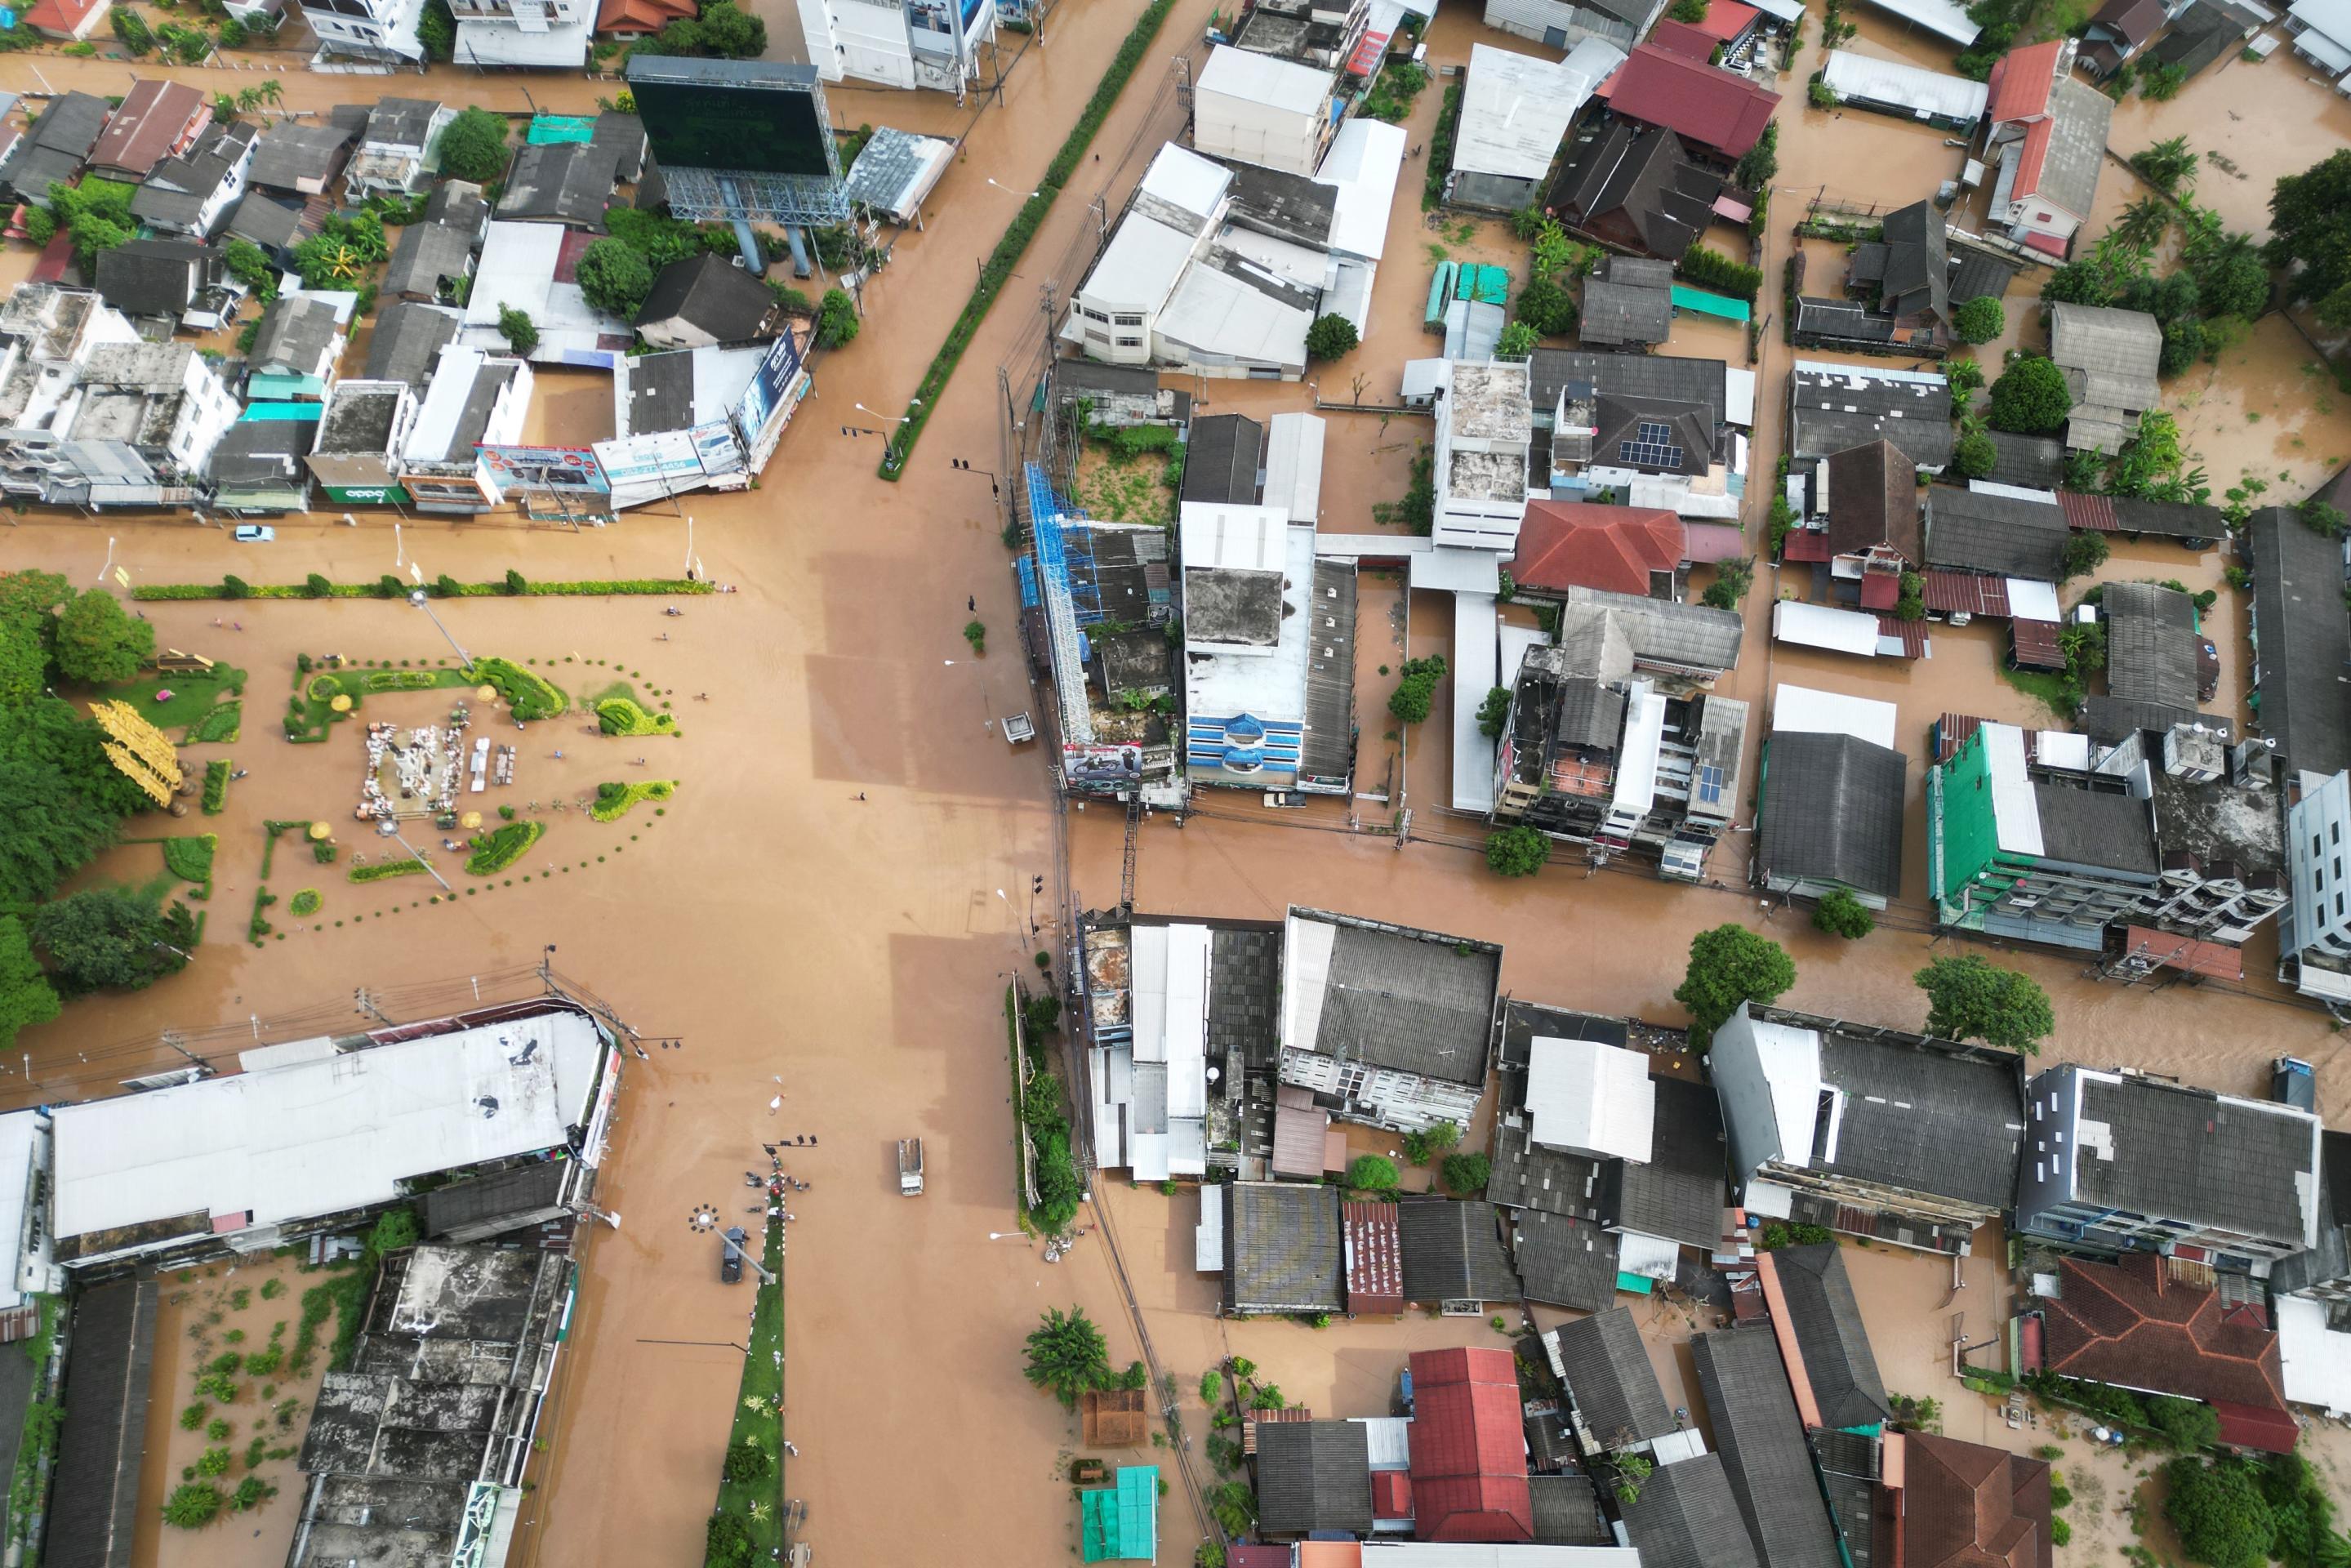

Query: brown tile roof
left=1081, top=1388, right=1150, bottom=1447
left=1827, top=439, right=1921, bottom=564
left=1897, top=1430, right=2052, bottom=1568
left=2039, top=1254, right=2293, bottom=1447
left=87, top=79, right=207, bottom=180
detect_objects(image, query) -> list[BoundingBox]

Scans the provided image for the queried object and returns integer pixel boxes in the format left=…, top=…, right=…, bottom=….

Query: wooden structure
left=1080, top=1388, right=1149, bottom=1447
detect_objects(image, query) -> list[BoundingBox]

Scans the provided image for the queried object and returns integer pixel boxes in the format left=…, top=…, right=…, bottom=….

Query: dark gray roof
left=1554, top=677, right=1629, bottom=751
left=1923, top=485, right=2068, bottom=579
left=1209, top=925, right=1281, bottom=1070
left=1690, top=1329, right=1844, bottom=1566
left=2, top=147, right=86, bottom=206
left=1951, top=247, right=2019, bottom=305
left=1299, top=559, right=1357, bottom=785
left=623, top=346, right=696, bottom=434
left=2031, top=781, right=2158, bottom=872
left=250, top=293, right=343, bottom=378
left=93, top=238, right=218, bottom=319
left=365, top=96, right=441, bottom=150
left=421, top=179, right=489, bottom=235
left=1601, top=1076, right=1725, bottom=1249
left=2102, top=581, right=2199, bottom=707
left=2079, top=694, right=2234, bottom=746
left=383, top=220, right=474, bottom=301
left=2273, top=1127, right=2351, bottom=1297
left=225, top=192, right=313, bottom=253
left=419, top=1161, right=567, bottom=1239
left=1551, top=122, right=1722, bottom=265
left=1802, top=1016, right=2025, bottom=1211
left=363, top=301, right=461, bottom=385
left=1593, top=394, right=1712, bottom=478
left=1828, top=438, right=1922, bottom=564
left=248, top=121, right=354, bottom=191
left=1795, top=296, right=1899, bottom=346
left=1491, top=1116, right=1604, bottom=1219
left=2247, top=506, right=2351, bottom=777
left=1222, top=159, right=1338, bottom=247
left=131, top=121, right=256, bottom=229
left=1549, top=1307, right=1676, bottom=1447
left=1398, top=1198, right=1521, bottom=1304
left=207, top=408, right=319, bottom=483
left=1225, top=1181, right=1344, bottom=1312
left=1876, top=200, right=1948, bottom=323
left=45, top=1281, right=156, bottom=1568
left=1561, top=586, right=1745, bottom=673
left=1787, top=364, right=1955, bottom=468
left=1982, top=431, right=2064, bottom=490
left=1811, top=1428, right=1883, bottom=1568
left=591, top=111, right=647, bottom=183
left=1619, top=1454, right=1764, bottom=1568
left=496, top=142, right=621, bottom=229
left=1253, top=1419, right=1373, bottom=1535
left=1182, top=412, right=1263, bottom=506
left=1529, top=1473, right=1610, bottom=1545
left=1757, top=731, right=1907, bottom=901
left=1532, top=349, right=1728, bottom=432
left=1, top=91, right=110, bottom=201
left=1770, top=1244, right=1893, bottom=1430
left=635, top=252, right=781, bottom=342
left=1512, top=1208, right=1619, bottom=1310
left=1581, top=278, right=1674, bottom=347
left=1289, top=909, right=1500, bottom=1087
left=2067, top=1068, right=2318, bottom=1245
left=2151, top=0, right=2263, bottom=74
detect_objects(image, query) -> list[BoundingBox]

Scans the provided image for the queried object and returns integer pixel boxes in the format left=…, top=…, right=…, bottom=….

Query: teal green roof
left=238, top=401, right=323, bottom=422
left=526, top=115, right=598, bottom=145
left=1672, top=286, right=1751, bottom=323
left=247, top=374, right=325, bottom=401
left=1615, top=1270, right=1656, bottom=1294
left=1080, top=1466, right=1157, bottom=1562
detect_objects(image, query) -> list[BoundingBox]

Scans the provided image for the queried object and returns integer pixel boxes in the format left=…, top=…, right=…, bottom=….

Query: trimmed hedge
left=163, top=834, right=217, bottom=892
left=348, top=859, right=431, bottom=884
left=188, top=702, right=242, bottom=743
left=1677, top=243, right=1763, bottom=301
left=590, top=778, right=676, bottom=822
left=201, top=759, right=230, bottom=814
left=470, top=657, right=567, bottom=720
left=465, top=820, right=544, bottom=875
left=133, top=578, right=713, bottom=602
left=879, top=0, right=1178, bottom=479
left=594, top=697, right=677, bottom=737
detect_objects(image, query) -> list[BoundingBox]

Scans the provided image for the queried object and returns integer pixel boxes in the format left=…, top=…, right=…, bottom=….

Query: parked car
left=231, top=524, right=274, bottom=542
left=720, top=1226, right=746, bottom=1284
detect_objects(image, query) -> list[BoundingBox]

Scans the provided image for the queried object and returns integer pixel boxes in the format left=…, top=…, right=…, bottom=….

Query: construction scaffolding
left=1026, top=461, right=1096, bottom=748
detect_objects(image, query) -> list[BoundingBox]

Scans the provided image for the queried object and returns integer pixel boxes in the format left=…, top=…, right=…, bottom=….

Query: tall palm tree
left=2115, top=196, right=2171, bottom=250
left=257, top=78, right=283, bottom=108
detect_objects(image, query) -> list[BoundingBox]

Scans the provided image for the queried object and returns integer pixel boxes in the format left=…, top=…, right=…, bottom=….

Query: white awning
left=1195, top=1181, right=1225, bottom=1271
left=1773, top=599, right=1881, bottom=657
left=1772, top=682, right=1899, bottom=749
left=454, top=17, right=590, bottom=65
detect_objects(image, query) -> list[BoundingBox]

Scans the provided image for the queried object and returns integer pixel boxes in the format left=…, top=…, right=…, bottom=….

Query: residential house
left=0, top=91, right=111, bottom=205
left=1192, top=46, right=1338, bottom=177
left=2282, top=768, right=2351, bottom=1008
left=635, top=253, right=786, bottom=350
left=1256, top=1421, right=1374, bottom=1539
left=1755, top=684, right=1908, bottom=910
left=2104, top=581, right=2213, bottom=709
left=1430, top=359, right=1534, bottom=550
left=422, top=177, right=492, bottom=241
left=462, top=220, right=633, bottom=367
left=1786, top=360, right=1953, bottom=470
left=1816, top=49, right=1989, bottom=128
left=2015, top=1064, right=2322, bottom=1265
left=398, top=347, right=534, bottom=513
left=1182, top=412, right=1262, bottom=504
left=363, top=301, right=462, bottom=386
left=1760, top=1243, right=1895, bottom=1430
left=21, top=0, right=110, bottom=40
left=596, top=0, right=692, bottom=37
left=1852, top=0, right=1982, bottom=44
left=1596, top=44, right=1783, bottom=164
left=1560, top=586, right=1745, bottom=684
left=1225, top=0, right=1369, bottom=71
left=306, top=378, right=418, bottom=506
left=496, top=141, right=622, bottom=229
left=296, top=0, right=430, bottom=64
left=0, top=286, right=143, bottom=498
left=2032, top=1251, right=2299, bottom=1453
left=1447, top=41, right=1623, bottom=212
left=207, top=403, right=321, bottom=514
left=2274, top=1128, right=2351, bottom=1311
left=2287, top=0, right=2351, bottom=75
left=1689, top=1328, right=1843, bottom=1565
left=1406, top=1346, right=1532, bottom=1543
left=2081, top=0, right=2166, bottom=76
left=2246, top=505, right=2351, bottom=780
left=247, top=122, right=357, bottom=198
left=247, top=293, right=348, bottom=395
left=1981, top=40, right=2113, bottom=256
left=1578, top=255, right=1677, bottom=347
left=1888, top=1432, right=2055, bottom=1568
left=792, top=0, right=997, bottom=95
left=345, top=100, right=450, bottom=199
left=1079, top=915, right=1264, bottom=1180
left=43, top=341, right=238, bottom=505
left=1222, top=1180, right=1344, bottom=1314
left=1396, top=1199, right=1521, bottom=1310
left=1526, top=1474, right=1613, bottom=1548
left=448, top=0, right=592, bottom=68
left=1708, top=1001, right=2026, bottom=1254
left=1823, top=439, right=1921, bottom=608
left=1549, top=125, right=1724, bottom=266
left=382, top=220, right=476, bottom=305
left=1062, top=143, right=1231, bottom=369
left=127, top=120, right=256, bottom=241
left=93, top=238, right=226, bottom=328
left=2049, top=302, right=2162, bottom=454
left=1617, top=1455, right=1763, bottom=1568
left=86, top=80, right=209, bottom=184
left=2152, top=0, right=2269, bottom=78
left=1545, top=1307, right=1685, bottom=1457
left=1922, top=485, right=2069, bottom=582
left=1484, top=0, right=1670, bottom=54
left=223, top=194, right=324, bottom=272
left=1275, top=907, right=1502, bottom=1134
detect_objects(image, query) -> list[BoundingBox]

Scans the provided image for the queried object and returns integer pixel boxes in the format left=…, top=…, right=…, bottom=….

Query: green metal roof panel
left=238, top=402, right=323, bottom=422
left=525, top=115, right=598, bottom=145
left=1672, top=286, right=1752, bottom=323
left=247, top=373, right=326, bottom=401
left=1080, top=1466, right=1158, bottom=1561
left=1933, top=727, right=2002, bottom=902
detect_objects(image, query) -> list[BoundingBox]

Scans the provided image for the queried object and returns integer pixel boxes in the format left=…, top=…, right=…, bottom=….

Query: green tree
left=0, top=755, right=127, bottom=905
left=160, top=1481, right=225, bottom=1529
left=2164, top=1457, right=2273, bottom=1568
left=2130, top=135, right=2197, bottom=196
left=1951, top=295, right=2005, bottom=345
left=416, top=0, right=456, bottom=57
left=1485, top=826, right=1549, bottom=878
left=1305, top=313, right=1360, bottom=360
left=1731, top=120, right=1779, bottom=190
left=695, top=0, right=766, bottom=54
left=434, top=107, right=510, bottom=185
left=1387, top=655, right=1446, bottom=725
left=29, top=888, right=195, bottom=996
left=1400, top=1121, right=1461, bottom=1165
left=1440, top=1151, right=1491, bottom=1194
left=1022, top=1305, right=1111, bottom=1409
left=1674, top=924, right=1796, bottom=1039
left=367, top=1208, right=419, bottom=1254
left=1812, top=889, right=1874, bottom=940
left=2189, top=229, right=2271, bottom=319
left=221, top=238, right=273, bottom=292
left=1669, top=0, right=1708, bottom=18
left=706, top=1511, right=755, bottom=1568
left=54, top=589, right=153, bottom=684
left=722, top=1438, right=771, bottom=1482
left=0, top=916, right=60, bottom=1052
left=1515, top=275, right=1577, bottom=336
left=497, top=307, right=538, bottom=357
left=1949, top=430, right=1997, bottom=480
left=1347, top=1154, right=1400, bottom=1193
left=2139, top=60, right=2187, bottom=100
left=2113, top=195, right=2173, bottom=250
left=1702, top=559, right=1752, bottom=610
left=1987, top=356, right=2073, bottom=434
left=2159, top=315, right=2206, bottom=376
left=0, top=694, right=152, bottom=819
left=1914, top=954, right=2054, bottom=1053
left=1944, top=356, right=1985, bottom=402
left=2146, top=1393, right=2220, bottom=1451
left=1896, top=569, right=1926, bottom=622
left=574, top=238, right=654, bottom=318
left=0, top=569, right=70, bottom=704
left=814, top=287, right=860, bottom=349
left=1496, top=321, right=1538, bottom=357
left=1476, top=685, right=1512, bottom=739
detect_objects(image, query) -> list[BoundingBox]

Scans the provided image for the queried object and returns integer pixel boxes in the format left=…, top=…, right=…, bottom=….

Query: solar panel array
left=1694, top=763, right=1725, bottom=806
left=1617, top=420, right=1686, bottom=470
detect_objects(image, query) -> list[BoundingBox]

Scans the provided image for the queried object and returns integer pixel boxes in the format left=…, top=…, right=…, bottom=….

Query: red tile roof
left=1690, top=0, right=1761, bottom=39
left=87, top=79, right=208, bottom=180
left=1647, top=18, right=1718, bottom=58
left=597, top=0, right=692, bottom=29
left=1921, top=569, right=2010, bottom=617
left=1371, top=1469, right=1414, bottom=1520
left=2214, top=1400, right=2301, bottom=1453
left=1875, top=612, right=1926, bottom=657
left=1406, top=1347, right=1532, bottom=1544
left=2012, top=118, right=2055, bottom=200
left=1512, top=500, right=1685, bottom=597
left=1860, top=570, right=1901, bottom=611
left=2039, top=1254, right=2295, bottom=1451
left=1344, top=1200, right=1404, bottom=1316
left=2011, top=617, right=2064, bottom=670
left=2058, top=490, right=2117, bottom=532
left=2114, top=926, right=2244, bottom=981
left=1986, top=40, right=2064, bottom=122
left=22, top=0, right=105, bottom=35
left=1783, top=527, right=1832, bottom=564
left=1897, top=1431, right=2053, bottom=1568
left=1603, top=45, right=1782, bottom=160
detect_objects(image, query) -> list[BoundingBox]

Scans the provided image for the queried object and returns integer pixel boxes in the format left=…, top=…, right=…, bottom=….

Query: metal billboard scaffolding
left=659, top=165, right=852, bottom=228
left=1025, top=461, right=1096, bottom=748
left=626, top=56, right=853, bottom=228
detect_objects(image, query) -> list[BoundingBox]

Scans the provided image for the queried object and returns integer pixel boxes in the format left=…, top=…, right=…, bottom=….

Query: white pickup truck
left=898, top=1138, right=924, bottom=1196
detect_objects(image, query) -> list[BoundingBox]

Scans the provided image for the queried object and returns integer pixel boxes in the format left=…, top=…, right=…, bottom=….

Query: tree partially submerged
left=1914, top=954, right=2054, bottom=1053
left=1022, top=1305, right=1112, bottom=1409
left=1674, top=924, right=1795, bottom=1041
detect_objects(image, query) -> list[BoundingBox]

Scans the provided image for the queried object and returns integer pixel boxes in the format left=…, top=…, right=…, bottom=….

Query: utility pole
left=157, top=1030, right=211, bottom=1073
left=354, top=988, right=393, bottom=1026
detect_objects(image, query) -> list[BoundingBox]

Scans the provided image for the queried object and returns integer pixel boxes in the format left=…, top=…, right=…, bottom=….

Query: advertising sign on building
left=733, top=332, right=808, bottom=468
left=477, top=444, right=610, bottom=494
left=1063, top=742, right=1143, bottom=795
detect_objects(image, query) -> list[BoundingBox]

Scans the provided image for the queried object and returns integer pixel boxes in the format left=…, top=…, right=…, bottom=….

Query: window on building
left=1115, top=336, right=1142, bottom=347
left=2333, top=822, right=2341, bottom=844
left=1113, top=314, right=1144, bottom=327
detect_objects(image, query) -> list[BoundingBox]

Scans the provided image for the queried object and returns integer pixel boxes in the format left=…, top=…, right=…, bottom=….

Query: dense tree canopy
left=1022, top=1306, right=1111, bottom=1408
left=2164, top=1458, right=2273, bottom=1568
left=1987, top=356, right=2073, bottom=434
left=1951, top=296, right=2005, bottom=345
left=1915, top=955, right=2054, bottom=1053
left=55, top=589, right=152, bottom=684
left=0, top=917, right=60, bottom=1052
left=435, top=108, right=510, bottom=185
left=29, top=887, right=195, bottom=996
left=1674, top=924, right=1795, bottom=1040
left=574, top=238, right=655, bottom=319
left=2268, top=149, right=2351, bottom=328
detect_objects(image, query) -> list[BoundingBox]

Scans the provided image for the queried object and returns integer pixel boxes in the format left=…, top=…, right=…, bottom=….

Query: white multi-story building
left=1430, top=359, right=1534, bottom=550
left=1193, top=44, right=1338, bottom=176
left=2282, top=769, right=2351, bottom=1008
left=1062, top=144, right=1232, bottom=369
left=297, top=0, right=429, bottom=63
left=448, top=0, right=590, bottom=68
left=795, top=0, right=997, bottom=96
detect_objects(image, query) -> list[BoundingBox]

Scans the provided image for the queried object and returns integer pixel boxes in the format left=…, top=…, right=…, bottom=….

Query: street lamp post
left=855, top=400, right=921, bottom=470
left=388, top=827, right=452, bottom=893
left=407, top=589, right=473, bottom=667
